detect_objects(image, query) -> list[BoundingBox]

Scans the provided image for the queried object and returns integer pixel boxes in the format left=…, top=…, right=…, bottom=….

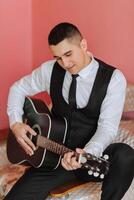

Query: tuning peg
left=92, top=157, right=97, bottom=161
left=103, top=154, right=109, bottom=160
left=86, top=153, right=96, bottom=160
left=88, top=170, right=93, bottom=175
left=84, top=164, right=90, bottom=169
left=96, top=167, right=100, bottom=172
left=93, top=172, right=99, bottom=177
left=100, top=174, right=104, bottom=179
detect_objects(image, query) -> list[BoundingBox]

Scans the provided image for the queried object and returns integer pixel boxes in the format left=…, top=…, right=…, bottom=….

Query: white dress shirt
left=7, top=57, right=127, bottom=156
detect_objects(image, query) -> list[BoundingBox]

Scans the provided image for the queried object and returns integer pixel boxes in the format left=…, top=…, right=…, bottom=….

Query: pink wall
left=32, top=0, right=134, bottom=83
left=1, top=0, right=134, bottom=129
left=0, top=0, right=32, bottom=129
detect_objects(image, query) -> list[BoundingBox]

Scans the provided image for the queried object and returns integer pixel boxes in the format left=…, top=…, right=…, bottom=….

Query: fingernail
left=30, top=152, right=34, bottom=156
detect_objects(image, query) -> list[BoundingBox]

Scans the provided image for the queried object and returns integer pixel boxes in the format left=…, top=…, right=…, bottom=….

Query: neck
left=84, top=52, right=92, bottom=67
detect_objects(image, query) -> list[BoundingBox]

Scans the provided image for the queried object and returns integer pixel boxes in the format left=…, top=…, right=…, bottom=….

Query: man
left=5, top=22, right=134, bottom=200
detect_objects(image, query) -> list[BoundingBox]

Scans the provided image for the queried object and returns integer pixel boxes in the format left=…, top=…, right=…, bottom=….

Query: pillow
left=121, top=111, right=134, bottom=120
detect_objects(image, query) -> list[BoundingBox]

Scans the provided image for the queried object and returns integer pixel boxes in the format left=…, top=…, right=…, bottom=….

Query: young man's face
left=49, top=38, right=91, bottom=74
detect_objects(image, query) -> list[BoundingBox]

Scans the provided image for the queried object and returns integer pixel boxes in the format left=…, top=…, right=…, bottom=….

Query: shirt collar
left=78, top=54, right=98, bottom=78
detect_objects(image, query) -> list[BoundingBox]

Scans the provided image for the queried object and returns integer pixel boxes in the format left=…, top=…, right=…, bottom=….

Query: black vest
left=50, top=58, right=115, bottom=150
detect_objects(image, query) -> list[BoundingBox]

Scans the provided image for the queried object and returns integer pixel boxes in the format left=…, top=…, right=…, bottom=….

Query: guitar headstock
left=78, top=153, right=109, bottom=179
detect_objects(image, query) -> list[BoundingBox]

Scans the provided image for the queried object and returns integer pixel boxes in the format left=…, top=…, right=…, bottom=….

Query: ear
left=80, top=39, right=87, bottom=51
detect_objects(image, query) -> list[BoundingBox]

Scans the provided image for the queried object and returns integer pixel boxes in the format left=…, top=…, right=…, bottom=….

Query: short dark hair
left=48, top=22, right=82, bottom=45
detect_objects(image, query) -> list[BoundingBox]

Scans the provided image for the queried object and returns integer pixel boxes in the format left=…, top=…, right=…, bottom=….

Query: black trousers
left=4, top=143, right=134, bottom=200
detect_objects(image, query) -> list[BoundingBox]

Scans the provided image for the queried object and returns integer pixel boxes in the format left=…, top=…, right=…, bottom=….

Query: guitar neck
left=37, top=135, right=74, bottom=156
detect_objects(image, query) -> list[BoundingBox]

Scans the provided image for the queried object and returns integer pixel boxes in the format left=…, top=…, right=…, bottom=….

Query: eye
left=66, top=53, right=71, bottom=57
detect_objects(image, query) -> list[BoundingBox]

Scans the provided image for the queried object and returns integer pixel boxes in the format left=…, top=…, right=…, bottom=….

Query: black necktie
left=68, top=74, right=79, bottom=109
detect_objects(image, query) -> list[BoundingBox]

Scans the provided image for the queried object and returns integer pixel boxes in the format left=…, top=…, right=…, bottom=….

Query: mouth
left=66, top=64, right=75, bottom=69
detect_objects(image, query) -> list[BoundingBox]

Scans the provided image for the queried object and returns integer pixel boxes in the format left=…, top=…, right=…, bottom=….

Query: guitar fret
left=55, top=142, right=59, bottom=154
left=48, top=140, right=70, bottom=155
left=38, top=135, right=73, bottom=156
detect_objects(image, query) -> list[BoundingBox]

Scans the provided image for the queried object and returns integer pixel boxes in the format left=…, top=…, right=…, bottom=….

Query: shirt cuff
left=83, top=142, right=104, bottom=157
left=8, top=113, right=23, bottom=128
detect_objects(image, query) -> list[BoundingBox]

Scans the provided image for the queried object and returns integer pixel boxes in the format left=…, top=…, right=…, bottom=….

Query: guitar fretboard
left=37, top=135, right=74, bottom=156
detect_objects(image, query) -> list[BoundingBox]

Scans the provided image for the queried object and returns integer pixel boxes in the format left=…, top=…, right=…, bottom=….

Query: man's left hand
left=61, top=148, right=85, bottom=170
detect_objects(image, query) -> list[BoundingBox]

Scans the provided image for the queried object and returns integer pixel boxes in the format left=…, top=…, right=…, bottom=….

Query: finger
left=62, top=157, right=74, bottom=169
left=61, top=160, right=70, bottom=170
left=61, top=158, right=74, bottom=171
left=76, top=148, right=85, bottom=154
left=70, top=157, right=81, bottom=169
left=64, top=150, right=82, bottom=169
left=24, top=135, right=36, bottom=151
left=62, top=155, right=78, bottom=170
left=26, top=125, right=37, bottom=136
left=18, top=138, right=34, bottom=156
left=64, top=152, right=74, bottom=164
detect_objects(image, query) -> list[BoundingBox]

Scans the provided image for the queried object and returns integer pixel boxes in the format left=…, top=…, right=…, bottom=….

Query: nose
left=62, top=57, right=70, bottom=67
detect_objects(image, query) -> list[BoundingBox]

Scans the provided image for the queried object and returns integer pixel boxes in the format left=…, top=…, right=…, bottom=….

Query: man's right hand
left=11, top=122, right=37, bottom=156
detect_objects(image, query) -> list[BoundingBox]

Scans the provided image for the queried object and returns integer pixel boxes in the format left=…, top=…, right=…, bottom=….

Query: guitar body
left=7, top=97, right=68, bottom=169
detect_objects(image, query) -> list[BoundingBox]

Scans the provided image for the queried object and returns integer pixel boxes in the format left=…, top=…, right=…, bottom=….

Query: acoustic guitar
left=7, top=97, right=109, bottom=179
